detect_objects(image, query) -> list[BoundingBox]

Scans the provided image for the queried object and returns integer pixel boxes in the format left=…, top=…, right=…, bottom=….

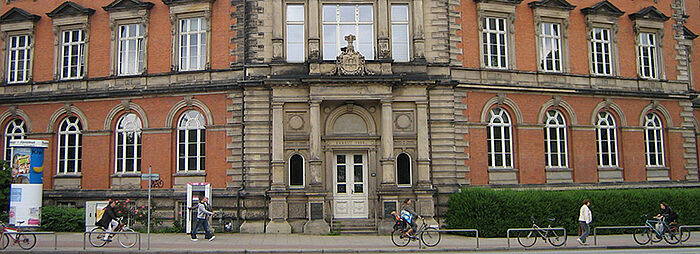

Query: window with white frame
left=396, top=153, right=411, bottom=186
left=487, top=107, right=513, bottom=168
left=179, top=17, right=206, bottom=71
left=322, top=4, right=374, bottom=60
left=57, top=116, right=82, bottom=174
left=6, top=35, right=31, bottom=84
left=544, top=110, right=568, bottom=168
left=644, top=113, right=665, bottom=167
left=482, top=17, right=508, bottom=69
left=289, top=154, right=304, bottom=187
left=4, top=118, right=26, bottom=166
left=638, top=32, right=658, bottom=79
left=595, top=111, right=618, bottom=167
left=115, top=113, right=142, bottom=173
left=590, top=28, right=612, bottom=76
left=539, top=22, right=562, bottom=72
left=177, top=110, right=205, bottom=172
left=60, top=30, right=86, bottom=79
left=286, top=5, right=305, bottom=62
left=117, top=24, right=144, bottom=76
left=391, top=4, right=409, bottom=62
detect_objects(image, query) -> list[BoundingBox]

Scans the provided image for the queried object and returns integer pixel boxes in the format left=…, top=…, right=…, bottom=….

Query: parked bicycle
left=517, top=216, right=567, bottom=247
left=0, top=221, right=37, bottom=250
left=634, top=214, right=683, bottom=245
left=390, top=212, right=441, bottom=247
left=88, top=217, right=137, bottom=248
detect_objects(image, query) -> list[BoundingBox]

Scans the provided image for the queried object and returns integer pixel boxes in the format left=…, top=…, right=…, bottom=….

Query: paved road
left=3, top=232, right=698, bottom=253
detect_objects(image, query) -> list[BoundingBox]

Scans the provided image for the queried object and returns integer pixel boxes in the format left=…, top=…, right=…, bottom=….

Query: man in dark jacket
left=96, top=200, right=119, bottom=241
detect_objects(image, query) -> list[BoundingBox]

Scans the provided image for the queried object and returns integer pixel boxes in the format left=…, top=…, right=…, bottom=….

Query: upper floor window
left=179, top=17, right=206, bottom=71
left=637, top=33, right=658, bottom=79
left=177, top=110, right=205, bottom=172
left=322, top=4, right=374, bottom=60
left=289, top=154, right=304, bottom=187
left=286, top=5, right=305, bottom=63
left=629, top=6, right=669, bottom=80
left=391, top=4, right=409, bottom=62
left=482, top=17, right=508, bottom=69
left=4, top=118, right=26, bottom=166
left=644, top=113, right=664, bottom=167
left=57, top=116, right=82, bottom=174
left=60, top=30, right=86, bottom=80
left=539, top=23, right=562, bottom=72
left=115, top=113, right=142, bottom=173
left=530, top=0, right=573, bottom=73
left=590, top=28, right=612, bottom=76
left=396, top=153, right=411, bottom=186
left=118, top=24, right=144, bottom=76
left=487, top=107, right=513, bottom=168
left=544, top=110, right=568, bottom=168
left=7, top=35, right=31, bottom=83
left=595, top=111, right=618, bottom=167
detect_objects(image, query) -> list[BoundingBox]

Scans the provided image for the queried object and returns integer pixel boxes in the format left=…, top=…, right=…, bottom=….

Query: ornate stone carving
left=330, top=34, right=373, bottom=76
left=288, top=115, right=304, bottom=130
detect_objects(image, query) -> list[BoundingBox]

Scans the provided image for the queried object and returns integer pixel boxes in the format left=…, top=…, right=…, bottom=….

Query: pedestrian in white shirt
left=577, top=199, right=592, bottom=245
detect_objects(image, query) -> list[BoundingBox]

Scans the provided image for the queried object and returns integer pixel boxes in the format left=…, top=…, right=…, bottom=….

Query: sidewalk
left=5, top=232, right=698, bottom=253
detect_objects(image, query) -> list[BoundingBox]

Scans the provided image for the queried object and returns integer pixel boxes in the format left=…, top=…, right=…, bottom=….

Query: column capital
left=272, top=102, right=285, bottom=108
left=309, top=99, right=322, bottom=105
left=416, top=101, right=428, bottom=107
left=380, top=98, right=393, bottom=105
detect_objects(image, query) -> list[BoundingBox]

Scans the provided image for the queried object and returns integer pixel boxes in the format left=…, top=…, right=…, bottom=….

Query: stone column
left=266, top=101, right=291, bottom=233
left=309, top=100, right=322, bottom=187
left=308, top=0, right=320, bottom=60
left=380, top=99, right=395, bottom=185
left=416, top=101, right=431, bottom=186
left=377, top=0, right=390, bottom=59
left=412, top=0, right=425, bottom=60
left=272, top=0, right=284, bottom=60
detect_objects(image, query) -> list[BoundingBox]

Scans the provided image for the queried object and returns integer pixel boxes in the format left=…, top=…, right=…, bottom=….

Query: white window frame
left=544, top=110, right=568, bottom=168
left=6, top=34, right=32, bottom=84
left=117, top=24, right=144, bottom=76
left=288, top=153, right=305, bottom=188
left=177, top=110, right=206, bottom=172
left=178, top=17, right=207, bottom=71
left=487, top=107, right=513, bottom=169
left=538, top=22, right=562, bottom=72
left=390, top=4, right=410, bottom=62
left=590, top=27, right=612, bottom=76
left=60, top=29, right=86, bottom=80
left=482, top=17, right=508, bottom=69
left=57, top=116, right=82, bottom=174
left=637, top=32, right=658, bottom=79
left=286, top=4, right=305, bottom=63
left=595, top=111, right=618, bottom=168
left=114, top=113, right=142, bottom=174
left=396, top=152, right=412, bottom=187
left=4, top=118, right=26, bottom=166
left=644, top=113, right=665, bottom=167
left=322, top=4, right=375, bottom=60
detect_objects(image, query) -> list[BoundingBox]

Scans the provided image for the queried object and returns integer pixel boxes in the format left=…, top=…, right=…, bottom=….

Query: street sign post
left=141, top=168, right=157, bottom=250
left=141, top=173, right=159, bottom=181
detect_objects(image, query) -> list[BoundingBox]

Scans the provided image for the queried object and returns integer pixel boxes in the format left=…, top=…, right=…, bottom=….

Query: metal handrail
left=679, top=225, right=700, bottom=244
left=436, top=229, right=479, bottom=248
left=593, top=225, right=647, bottom=245
left=1, top=231, right=57, bottom=250
left=82, top=230, right=141, bottom=250
left=506, top=227, right=566, bottom=249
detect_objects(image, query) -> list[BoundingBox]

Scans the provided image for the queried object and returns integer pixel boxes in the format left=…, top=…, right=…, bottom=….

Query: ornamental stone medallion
left=333, top=34, right=373, bottom=76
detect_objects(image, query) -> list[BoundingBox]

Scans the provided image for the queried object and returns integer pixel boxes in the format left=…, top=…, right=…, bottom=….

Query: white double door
left=333, top=153, right=368, bottom=219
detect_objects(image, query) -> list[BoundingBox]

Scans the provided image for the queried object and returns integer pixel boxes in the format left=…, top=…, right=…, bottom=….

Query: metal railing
left=506, top=227, right=566, bottom=248
left=679, top=225, right=700, bottom=244
left=82, top=231, right=141, bottom=250
left=593, top=225, right=647, bottom=245
left=1, top=231, right=57, bottom=250
left=436, top=229, right=479, bottom=248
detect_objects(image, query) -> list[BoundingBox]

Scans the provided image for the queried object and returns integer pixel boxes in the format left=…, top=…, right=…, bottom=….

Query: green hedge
left=41, top=206, right=85, bottom=232
left=446, top=187, right=700, bottom=237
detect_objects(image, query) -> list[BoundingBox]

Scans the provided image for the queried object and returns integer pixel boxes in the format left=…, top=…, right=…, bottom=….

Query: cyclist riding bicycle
left=95, top=200, right=119, bottom=242
left=654, top=202, right=679, bottom=233
left=400, top=199, right=422, bottom=237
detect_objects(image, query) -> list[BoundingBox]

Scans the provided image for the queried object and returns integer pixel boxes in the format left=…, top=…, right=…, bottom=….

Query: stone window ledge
left=545, top=167, right=573, bottom=172
left=488, top=167, right=518, bottom=172
left=53, top=174, right=81, bottom=178
left=111, top=172, right=142, bottom=178
left=174, top=171, right=206, bottom=177
left=597, top=166, right=623, bottom=171
left=646, top=166, right=669, bottom=170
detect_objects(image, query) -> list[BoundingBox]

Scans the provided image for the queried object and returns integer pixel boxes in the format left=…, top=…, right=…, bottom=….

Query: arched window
left=644, top=113, right=664, bottom=167
left=4, top=119, right=26, bottom=166
left=487, top=107, right=513, bottom=168
left=595, top=111, right=618, bottom=167
left=544, top=110, right=568, bottom=168
left=289, top=154, right=304, bottom=187
left=396, top=153, right=412, bottom=186
left=57, top=116, right=82, bottom=174
left=177, top=110, right=205, bottom=172
left=115, top=113, right=142, bottom=173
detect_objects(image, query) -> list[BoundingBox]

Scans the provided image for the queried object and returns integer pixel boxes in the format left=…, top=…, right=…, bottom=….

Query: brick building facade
left=0, top=0, right=697, bottom=233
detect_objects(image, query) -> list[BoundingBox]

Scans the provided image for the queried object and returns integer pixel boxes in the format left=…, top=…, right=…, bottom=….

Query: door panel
left=333, top=153, right=368, bottom=218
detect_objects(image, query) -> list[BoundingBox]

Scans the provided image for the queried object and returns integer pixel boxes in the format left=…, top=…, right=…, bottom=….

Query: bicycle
left=390, top=212, right=441, bottom=247
left=0, top=221, right=36, bottom=250
left=517, top=216, right=567, bottom=247
left=634, top=215, right=682, bottom=245
left=88, top=217, right=137, bottom=248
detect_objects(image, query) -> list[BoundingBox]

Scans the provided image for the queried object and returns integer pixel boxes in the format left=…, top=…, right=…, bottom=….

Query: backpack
left=400, top=210, right=413, bottom=224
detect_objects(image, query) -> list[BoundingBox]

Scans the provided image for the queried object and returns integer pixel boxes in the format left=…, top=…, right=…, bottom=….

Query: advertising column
left=9, top=139, right=48, bottom=228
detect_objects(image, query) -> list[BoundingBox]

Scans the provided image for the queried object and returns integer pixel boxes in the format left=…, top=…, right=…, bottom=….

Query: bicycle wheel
left=118, top=228, right=137, bottom=248
left=88, top=227, right=108, bottom=247
left=0, top=233, right=9, bottom=250
left=420, top=227, right=441, bottom=247
left=517, top=230, right=537, bottom=247
left=391, top=229, right=411, bottom=247
left=633, top=228, right=651, bottom=245
left=664, top=226, right=681, bottom=245
left=16, top=233, right=36, bottom=250
left=681, top=229, right=691, bottom=242
left=547, top=229, right=567, bottom=247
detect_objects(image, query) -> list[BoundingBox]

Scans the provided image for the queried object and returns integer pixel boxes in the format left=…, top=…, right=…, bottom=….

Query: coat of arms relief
left=331, top=34, right=374, bottom=76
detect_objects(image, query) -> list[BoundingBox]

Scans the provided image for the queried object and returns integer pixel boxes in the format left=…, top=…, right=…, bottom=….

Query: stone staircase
left=330, top=218, right=377, bottom=234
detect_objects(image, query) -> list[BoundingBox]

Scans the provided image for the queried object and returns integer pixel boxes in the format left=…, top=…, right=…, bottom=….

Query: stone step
left=331, top=219, right=377, bottom=234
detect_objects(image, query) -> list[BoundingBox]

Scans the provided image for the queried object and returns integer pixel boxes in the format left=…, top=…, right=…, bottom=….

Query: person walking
left=577, top=199, right=592, bottom=246
left=190, top=197, right=215, bottom=241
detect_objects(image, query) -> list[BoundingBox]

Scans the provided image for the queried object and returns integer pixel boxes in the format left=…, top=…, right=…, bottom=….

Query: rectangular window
left=322, top=4, right=374, bottom=60
left=638, top=32, right=658, bottom=79
left=482, top=17, right=507, bottom=69
left=590, top=28, right=612, bottom=76
left=286, top=5, right=305, bottom=62
left=60, top=30, right=86, bottom=79
left=7, top=35, right=31, bottom=84
left=118, top=24, right=144, bottom=76
left=539, top=22, right=561, bottom=72
left=391, top=4, right=409, bottom=62
left=179, top=17, right=206, bottom=71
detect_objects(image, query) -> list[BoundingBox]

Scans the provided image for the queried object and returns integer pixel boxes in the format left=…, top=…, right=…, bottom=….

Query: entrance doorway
left=333, top=153, right=368, bottom=219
